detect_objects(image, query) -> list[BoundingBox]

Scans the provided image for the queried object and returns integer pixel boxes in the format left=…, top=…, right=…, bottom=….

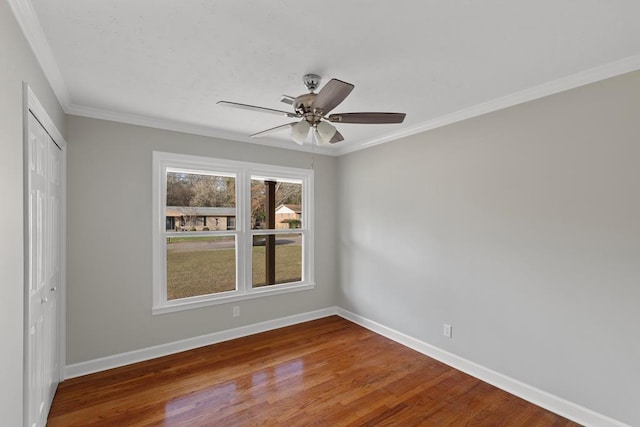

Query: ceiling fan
left=218, top=74, right=406, bottom=145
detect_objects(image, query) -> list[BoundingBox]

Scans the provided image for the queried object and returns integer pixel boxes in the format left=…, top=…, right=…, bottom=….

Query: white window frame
left=152, top=151, right=314, bottom=315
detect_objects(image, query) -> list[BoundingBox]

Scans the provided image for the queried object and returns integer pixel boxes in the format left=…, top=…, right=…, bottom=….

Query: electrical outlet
left=233, top=306, right=240, bottom=317
left=443, top=324, right=452, bottom=338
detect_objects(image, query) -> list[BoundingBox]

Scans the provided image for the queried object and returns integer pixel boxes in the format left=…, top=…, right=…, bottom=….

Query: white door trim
left=23, top=83, right=67, bottom=426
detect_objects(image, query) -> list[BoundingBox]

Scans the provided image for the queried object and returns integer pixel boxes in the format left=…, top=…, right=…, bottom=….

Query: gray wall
left=65, top=116, right=338, bottom=363
left=337, top=70, right=640, bottom=426
left=1, top=3, right=66, bottom=425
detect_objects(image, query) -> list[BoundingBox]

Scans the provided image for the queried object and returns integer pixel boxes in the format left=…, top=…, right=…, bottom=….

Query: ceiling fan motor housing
left=294, top=93, right=323, bottom=125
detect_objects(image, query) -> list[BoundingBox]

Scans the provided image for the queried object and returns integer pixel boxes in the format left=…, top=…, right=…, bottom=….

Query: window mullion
left=238, top=166, right=251, bottom=294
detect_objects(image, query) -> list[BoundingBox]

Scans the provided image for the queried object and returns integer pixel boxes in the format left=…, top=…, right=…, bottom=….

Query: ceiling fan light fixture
left=315, top=121, right=337, bottom=145
left=291, top=120, right=311, bottom=144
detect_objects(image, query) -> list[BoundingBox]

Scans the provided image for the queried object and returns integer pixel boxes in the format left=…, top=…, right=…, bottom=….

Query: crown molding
left=66, top=103, right=335, bottom=156
left=334, top=54, right=640, bottom=156
left=10, top=0, right=640, bottom=157
left=8, top=0, right=71, bottom=108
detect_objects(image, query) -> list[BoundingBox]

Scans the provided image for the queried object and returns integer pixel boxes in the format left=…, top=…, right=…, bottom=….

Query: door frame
left=22, top=83, right=67, bottom=425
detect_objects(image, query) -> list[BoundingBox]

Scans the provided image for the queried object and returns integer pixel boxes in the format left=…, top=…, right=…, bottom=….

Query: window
left=152, top=152, right=314, bottom=314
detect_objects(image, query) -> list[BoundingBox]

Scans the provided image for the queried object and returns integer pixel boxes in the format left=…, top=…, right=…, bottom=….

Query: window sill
left=152, top=282, right=316, bottom=315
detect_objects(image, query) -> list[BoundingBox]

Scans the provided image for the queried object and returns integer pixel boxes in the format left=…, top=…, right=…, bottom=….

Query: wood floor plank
left=49, top=316, right=581, bottom=426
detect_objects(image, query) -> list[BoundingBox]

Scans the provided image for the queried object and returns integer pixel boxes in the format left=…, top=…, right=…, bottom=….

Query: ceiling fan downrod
left=303, top=74, right=321, bottom=92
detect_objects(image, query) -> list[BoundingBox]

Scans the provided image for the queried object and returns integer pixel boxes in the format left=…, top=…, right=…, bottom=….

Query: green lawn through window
left=166, top=241, right=301, bottom=300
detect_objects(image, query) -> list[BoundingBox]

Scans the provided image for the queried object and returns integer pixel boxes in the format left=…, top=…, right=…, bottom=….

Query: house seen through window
left=152, top=152, right=314, bottom=314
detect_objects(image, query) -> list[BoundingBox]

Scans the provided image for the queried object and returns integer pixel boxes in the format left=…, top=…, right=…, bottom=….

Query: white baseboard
left=336, top=307, right=629, bottom=427
left=64, top=306, right=338, bottom=379
left=64, top=305, right=627, bottom=427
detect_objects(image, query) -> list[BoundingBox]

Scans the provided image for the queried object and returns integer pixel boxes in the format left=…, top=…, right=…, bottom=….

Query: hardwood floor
left=49, top=316, right=580, bottom=426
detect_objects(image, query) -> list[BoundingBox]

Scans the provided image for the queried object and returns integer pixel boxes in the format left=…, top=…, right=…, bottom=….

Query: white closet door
left=26, top=112, right=61, bottom=427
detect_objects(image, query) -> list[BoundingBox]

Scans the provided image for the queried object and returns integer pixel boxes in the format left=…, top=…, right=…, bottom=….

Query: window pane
left=252, top=233, right=302, bottom=287
left=166, top=236, right=236, bottom=300
left=166, top=171, right=235, bottom=231
left=251, top=178, right=302, bottom=230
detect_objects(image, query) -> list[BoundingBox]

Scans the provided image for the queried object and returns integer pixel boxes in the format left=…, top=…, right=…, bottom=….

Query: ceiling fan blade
left=250, top=122, right=298, bottom=138
left=280, top=95, right=296, bottom=105
left=218, top=101, right=298, bottom=118
left=328, top=112, right=406, bottom=124
left=329, top=130, right=344, bottom=144
left=313, top=79, right=354, bottom=115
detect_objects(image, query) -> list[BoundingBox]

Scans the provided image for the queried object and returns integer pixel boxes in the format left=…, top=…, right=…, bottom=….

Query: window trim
left=152, top=151, right=314, bottom=315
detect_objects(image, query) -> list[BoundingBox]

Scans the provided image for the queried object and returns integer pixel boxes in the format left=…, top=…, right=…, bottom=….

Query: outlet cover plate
left=443, top=324, right=452, bottom=338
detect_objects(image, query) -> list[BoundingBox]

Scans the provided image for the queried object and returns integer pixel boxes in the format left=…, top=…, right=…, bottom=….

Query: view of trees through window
left=251, top=179, right=302, bottom=229
left=163, top=170, right=303, bottom=301
left=166, top=172, right=302, bottom=229
left=166, top=170, right=238, bottom=299
left=167, top=172, right=235, bottom=208
left=251, top=178, right=303, bottom=287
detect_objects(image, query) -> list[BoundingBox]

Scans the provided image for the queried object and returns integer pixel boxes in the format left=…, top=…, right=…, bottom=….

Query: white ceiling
left=12, top=0, right=640, bottom=155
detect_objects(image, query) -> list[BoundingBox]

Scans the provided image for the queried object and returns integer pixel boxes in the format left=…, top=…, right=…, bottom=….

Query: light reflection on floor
left=163, top=359, right=305, bottom=419
left=164, top=380, right=238, bottom=418
left=252, top=359, right=305, bottom=400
